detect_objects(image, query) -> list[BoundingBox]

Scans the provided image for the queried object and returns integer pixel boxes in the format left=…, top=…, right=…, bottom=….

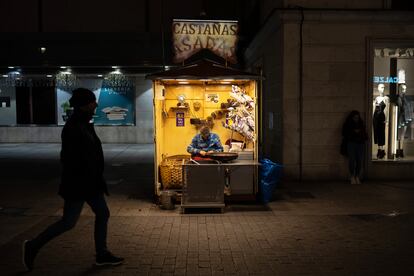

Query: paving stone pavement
left=0, top=143, right=414, bottom=276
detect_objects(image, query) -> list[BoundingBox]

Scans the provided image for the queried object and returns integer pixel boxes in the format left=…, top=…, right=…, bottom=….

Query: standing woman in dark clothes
left=342, top=110, right=368, bottom=184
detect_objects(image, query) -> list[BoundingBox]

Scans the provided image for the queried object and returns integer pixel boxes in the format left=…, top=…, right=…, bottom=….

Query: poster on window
left=94, top=86, right=134, bottom=125
left=57, top=79, right=135, bottom=126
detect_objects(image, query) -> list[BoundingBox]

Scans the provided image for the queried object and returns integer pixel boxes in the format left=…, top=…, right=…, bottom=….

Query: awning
left=146, top=58, right=262, bottom=80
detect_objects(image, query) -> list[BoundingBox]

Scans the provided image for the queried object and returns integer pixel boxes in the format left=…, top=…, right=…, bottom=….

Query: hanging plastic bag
left=259, top=159, right=283, bottom=203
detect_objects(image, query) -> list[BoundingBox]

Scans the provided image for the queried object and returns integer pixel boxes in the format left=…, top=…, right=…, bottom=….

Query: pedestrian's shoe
left=96, top=251, right=124, bottom=266
left=355, top=177, right=361, bottom=184
left=377, top=149, right=385, bottom=159
left=350, top=176, right=356, bottom=185
left=22, top=240, right=37, bottom=271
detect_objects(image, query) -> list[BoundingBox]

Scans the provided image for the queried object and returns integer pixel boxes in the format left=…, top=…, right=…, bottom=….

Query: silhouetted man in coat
left=23, top=88, right=123, bottom=270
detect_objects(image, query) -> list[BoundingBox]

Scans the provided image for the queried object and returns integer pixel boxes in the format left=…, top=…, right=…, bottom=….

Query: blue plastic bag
left=259, top=159, right=283, bottom=203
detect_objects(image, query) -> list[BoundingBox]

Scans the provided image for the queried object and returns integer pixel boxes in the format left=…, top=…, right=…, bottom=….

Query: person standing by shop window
left=342, top=110, right=368, bottom=184
left=22, top=88, right=124, bottom=271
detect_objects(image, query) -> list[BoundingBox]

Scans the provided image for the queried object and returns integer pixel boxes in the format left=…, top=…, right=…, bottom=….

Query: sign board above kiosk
left=172, top=19, right=239, bottom=64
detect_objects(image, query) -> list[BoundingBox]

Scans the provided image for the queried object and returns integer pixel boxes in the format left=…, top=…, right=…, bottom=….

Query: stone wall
left=245, top=13, right=284, bottom=163
left=259, top=0, right=387, bottom=25
left=298, top=13, right=414, bottom=179
left=246, top=10, right=414, bottom=180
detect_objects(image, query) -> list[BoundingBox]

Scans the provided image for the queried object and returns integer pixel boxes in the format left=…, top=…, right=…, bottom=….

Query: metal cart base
left=181, top=161, right=225, bottom=213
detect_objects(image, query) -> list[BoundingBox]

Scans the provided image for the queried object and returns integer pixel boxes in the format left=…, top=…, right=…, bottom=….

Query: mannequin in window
left=396, top=84, right=412, bottom=158
left=372, top=83, right=389, bottom=159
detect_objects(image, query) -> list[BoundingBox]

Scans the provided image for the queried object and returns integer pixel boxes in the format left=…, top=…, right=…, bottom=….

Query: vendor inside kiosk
left=147, top=59, right=260, bottom=212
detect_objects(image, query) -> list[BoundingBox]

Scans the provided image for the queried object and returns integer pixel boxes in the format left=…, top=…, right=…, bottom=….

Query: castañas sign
left=172, top=19, right=238, bottom=64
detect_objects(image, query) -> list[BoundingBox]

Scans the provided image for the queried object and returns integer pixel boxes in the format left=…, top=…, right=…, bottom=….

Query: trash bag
left=259, top=159, right=283, bottom=203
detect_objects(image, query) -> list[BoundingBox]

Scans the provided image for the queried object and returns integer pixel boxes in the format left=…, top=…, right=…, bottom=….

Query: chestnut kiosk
left=146, top=59, right=261, bottom=213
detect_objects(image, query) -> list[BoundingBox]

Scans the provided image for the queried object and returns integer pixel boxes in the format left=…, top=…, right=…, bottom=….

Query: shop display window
left=0, top=72, right=138, bottom=126
left=56, top=76, right=136, bottom=126
left=372, top=47, right=414, bottom=161
left=16, top=86, right=56, bottom=124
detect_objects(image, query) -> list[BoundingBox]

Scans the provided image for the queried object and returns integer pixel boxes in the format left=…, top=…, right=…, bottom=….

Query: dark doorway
left=16, top=87, right=31, bottom=124
left=16, top=86, right=56, bottom=124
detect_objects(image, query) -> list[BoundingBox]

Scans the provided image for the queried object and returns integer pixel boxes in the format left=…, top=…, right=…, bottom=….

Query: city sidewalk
left=0, top=143, right=413, bottom=275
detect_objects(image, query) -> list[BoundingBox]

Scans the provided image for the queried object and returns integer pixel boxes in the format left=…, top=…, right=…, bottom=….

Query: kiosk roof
left=146, top=59, right=262, bottom=80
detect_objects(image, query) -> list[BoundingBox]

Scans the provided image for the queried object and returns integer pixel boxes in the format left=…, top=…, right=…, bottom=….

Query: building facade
left=0, top=0, right=258, bottom=143
left=2, top=0, right=414, bottom=181
left=245, top=0, right=414, bottom=180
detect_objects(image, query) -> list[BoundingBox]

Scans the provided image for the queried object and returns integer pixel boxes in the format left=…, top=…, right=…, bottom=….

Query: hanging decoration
left=103, top=70, right=134, bottom=90
left=0, top=71, right=22, bottom=87
left=222, top=85, right=255, bottom=141
left=374, top=48, right=414, bottom=58
left=56, top=71, right=77, bottom=89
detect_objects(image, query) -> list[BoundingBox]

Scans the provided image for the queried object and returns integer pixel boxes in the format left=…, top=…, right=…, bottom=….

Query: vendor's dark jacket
left=59, top=112, right=108, bottom=200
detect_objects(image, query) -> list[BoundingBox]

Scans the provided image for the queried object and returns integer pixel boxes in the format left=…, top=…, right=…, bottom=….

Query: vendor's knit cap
left=69, top=88, right=96, bottom=108
left=200, top=126, right=210, bottom=136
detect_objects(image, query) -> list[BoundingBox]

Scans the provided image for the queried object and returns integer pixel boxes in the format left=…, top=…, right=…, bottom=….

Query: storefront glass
left=0, top=72, right=137, bottom=126
left=372, top=47, right=414, bottom=161
left=57, top=76, right=135, bottom=126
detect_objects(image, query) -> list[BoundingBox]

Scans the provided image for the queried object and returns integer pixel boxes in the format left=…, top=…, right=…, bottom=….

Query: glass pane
left=372, top=47, right=414, bottom=161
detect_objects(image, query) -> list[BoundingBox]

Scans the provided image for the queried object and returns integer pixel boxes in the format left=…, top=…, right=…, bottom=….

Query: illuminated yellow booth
left=147, top=59, right=261, bottom=198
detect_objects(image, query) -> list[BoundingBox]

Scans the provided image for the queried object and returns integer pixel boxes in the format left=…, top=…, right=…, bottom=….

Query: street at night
left=1, top=0, right=414, bottom=275
left=0, top=144, right=413, bottom=275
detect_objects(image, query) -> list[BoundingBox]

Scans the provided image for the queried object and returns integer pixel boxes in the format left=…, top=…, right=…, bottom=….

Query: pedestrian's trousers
left=347, top=141, right=364, bottom=177
left=31, top=194, right=110, bottom=255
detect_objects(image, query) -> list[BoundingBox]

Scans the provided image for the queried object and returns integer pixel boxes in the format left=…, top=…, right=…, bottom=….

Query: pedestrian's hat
left=69, top=88, right=96, bottom=108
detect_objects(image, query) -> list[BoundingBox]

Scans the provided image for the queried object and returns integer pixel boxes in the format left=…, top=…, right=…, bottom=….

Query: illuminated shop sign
left=373, top=76, right=399, bottom=83
left=172, top=19, right=238, bottom=64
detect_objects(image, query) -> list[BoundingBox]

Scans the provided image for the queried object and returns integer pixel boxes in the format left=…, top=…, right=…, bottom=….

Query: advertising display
left=95, top=86, right=134, bottom=125
left=57, top=78, right=135, bottom=126
left=372, top=48, right=414, bottom=161
left=172, top=19, right=239, bottom=64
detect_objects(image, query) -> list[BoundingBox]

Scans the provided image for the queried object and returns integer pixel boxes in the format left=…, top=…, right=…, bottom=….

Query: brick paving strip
left=1, top=211, right=414, bottom=276
left=1, top=145, right=414, bottom=275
